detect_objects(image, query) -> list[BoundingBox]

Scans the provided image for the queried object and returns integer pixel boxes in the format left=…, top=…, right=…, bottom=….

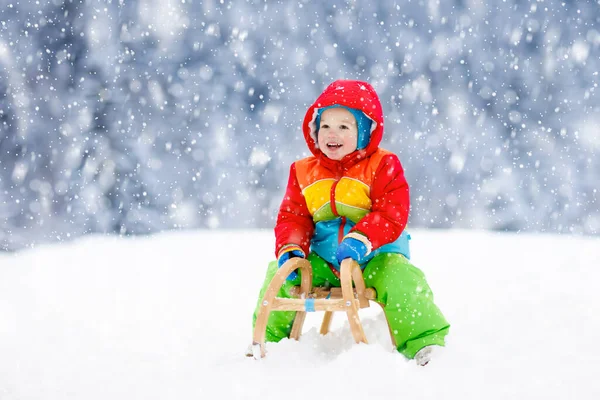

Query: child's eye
left=321, top=124, right=329, bottom=129
left=340, top=125, right=349, bottom=130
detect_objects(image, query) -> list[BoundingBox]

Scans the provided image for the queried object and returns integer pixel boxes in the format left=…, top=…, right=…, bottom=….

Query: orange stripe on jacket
left=294, top=149, right=392, bottom=222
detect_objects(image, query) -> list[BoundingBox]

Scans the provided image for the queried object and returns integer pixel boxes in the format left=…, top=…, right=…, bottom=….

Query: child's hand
left=277, top=249, right=305, bottom=281
left=336, top=237, right=369, bottom=264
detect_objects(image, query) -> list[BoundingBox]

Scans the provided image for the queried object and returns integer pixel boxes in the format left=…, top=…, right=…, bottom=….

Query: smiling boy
left=317, top=106, right=361, bottom=160
left=251, top=80, right=450, bottom=365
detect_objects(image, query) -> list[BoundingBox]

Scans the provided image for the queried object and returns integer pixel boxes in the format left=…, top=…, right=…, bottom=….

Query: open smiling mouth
left=327, top=143, right=343, bottom=149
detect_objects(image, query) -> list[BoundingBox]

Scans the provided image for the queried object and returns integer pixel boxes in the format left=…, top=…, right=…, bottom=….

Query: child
left=252, top=79, right=450, bottom=365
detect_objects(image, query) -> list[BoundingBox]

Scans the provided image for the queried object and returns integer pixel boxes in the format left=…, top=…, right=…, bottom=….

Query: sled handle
left=252, top=258, right=313, bottom=357
left=340, top=258, right=368, bottom=344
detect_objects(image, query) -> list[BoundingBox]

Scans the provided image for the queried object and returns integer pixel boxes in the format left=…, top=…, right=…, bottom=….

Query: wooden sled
left=251, top=257, right=396, bottom=359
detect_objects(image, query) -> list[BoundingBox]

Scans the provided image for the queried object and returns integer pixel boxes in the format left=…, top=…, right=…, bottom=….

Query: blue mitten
left=336, top=237, right=369, bottom=265
left=277, top=249, right=304, bottom=281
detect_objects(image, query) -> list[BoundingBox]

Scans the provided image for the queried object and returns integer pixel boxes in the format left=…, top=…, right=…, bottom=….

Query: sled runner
left=251, top=258, right=395, bottom=359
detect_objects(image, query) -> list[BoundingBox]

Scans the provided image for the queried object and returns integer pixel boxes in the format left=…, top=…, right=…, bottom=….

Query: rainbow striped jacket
left=275, top=80, right=411, bottom=271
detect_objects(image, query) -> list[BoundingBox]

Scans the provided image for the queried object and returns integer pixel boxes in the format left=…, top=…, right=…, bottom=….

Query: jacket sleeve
left=351, top=154, right=410, bottom=250
left=274, top=163, right=315, bottom=258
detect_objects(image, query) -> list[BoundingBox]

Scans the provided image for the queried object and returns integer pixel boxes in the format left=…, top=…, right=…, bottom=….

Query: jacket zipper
left=329, top=167, right=346, bottom=279
left=329, top=177, right=346, bottom=243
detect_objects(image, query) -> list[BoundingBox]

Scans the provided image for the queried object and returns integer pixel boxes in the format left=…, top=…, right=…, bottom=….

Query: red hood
left=302, top=79, right=384, bottom=169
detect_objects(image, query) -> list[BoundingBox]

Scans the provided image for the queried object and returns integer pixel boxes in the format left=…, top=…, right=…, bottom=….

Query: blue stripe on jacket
left=310, top=218, right=411, bottom=270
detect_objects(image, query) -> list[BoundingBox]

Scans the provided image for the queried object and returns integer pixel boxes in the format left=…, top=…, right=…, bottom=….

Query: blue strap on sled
left=304, top=298, right=316, bottom=312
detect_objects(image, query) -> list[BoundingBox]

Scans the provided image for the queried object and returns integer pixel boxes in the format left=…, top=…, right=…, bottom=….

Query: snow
left=1, top=229, right=599, bottom=399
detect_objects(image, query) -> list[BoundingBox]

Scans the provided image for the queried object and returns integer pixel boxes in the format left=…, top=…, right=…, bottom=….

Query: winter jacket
left=275, top=80, right=411, bottom=272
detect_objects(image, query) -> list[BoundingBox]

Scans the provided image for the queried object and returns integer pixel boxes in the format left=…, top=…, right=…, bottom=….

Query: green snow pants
left=252, top=252, right=450, bottom=359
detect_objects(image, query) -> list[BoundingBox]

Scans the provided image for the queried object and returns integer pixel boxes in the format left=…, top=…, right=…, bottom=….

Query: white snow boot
left=414, top=345, right=436, bottom=366
left=244, top=343, right=263, bottom=359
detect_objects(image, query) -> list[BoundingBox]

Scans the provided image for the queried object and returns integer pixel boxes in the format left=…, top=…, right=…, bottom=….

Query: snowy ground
left=1, top=229, right=599, bottom=399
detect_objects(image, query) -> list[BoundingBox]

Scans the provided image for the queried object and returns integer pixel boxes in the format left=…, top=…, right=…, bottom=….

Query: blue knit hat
left=315, top=105, right=372, bottom=150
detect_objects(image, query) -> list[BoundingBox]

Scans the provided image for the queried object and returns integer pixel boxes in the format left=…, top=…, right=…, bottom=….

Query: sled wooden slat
left=319, top=311, right=334, bottom=336
left=252, top=258, right=384, bottom=359
left=270, top=298, right=361, bottom=312
left=289, top=311, right=305, bottom=341
left=289, top=286, right=377, bottom=301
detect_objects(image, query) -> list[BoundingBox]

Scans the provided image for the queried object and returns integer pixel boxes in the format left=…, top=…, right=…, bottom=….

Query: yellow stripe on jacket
left=294, top=149, right=392, bottom=223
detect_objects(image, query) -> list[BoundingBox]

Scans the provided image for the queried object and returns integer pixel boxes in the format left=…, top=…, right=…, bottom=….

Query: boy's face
left=317, top=107, right=358, bottom=160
